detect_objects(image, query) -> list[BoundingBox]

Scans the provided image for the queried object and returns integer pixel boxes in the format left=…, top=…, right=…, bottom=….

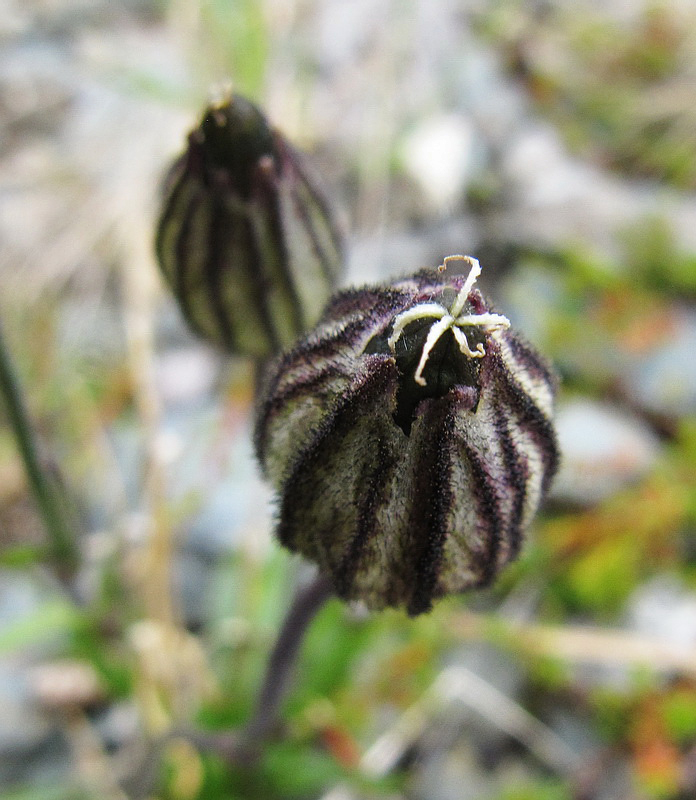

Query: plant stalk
left=232, top=570, right=334, bottom=760
left=121, top=570, right=334, bottom=794
left=0, top=320, right=77, bottom=574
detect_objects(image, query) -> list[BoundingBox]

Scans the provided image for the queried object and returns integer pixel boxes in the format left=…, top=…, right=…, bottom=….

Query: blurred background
left=1, top=1, right=696, bottom=798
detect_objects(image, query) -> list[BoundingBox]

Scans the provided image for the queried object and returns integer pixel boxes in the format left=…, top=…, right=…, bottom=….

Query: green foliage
left=180, top=742, right=345, bottom=800
left=621, top=216, right=696, bottom=296
left=197, top=0, right=269, bottom=97
left=2, top=5, right=696, bottom=799
left=0, top=599, right=81, bottom=655
left=590, top=688, right=634, bottom=744
left=296, top=601, right=379, bottom=699
left=495, top=778, right=573, bottom=800
left=484, top=3, right=696, bottom=188
left=564, top=536, right=642, bottom=616
left=661, top=690, right=696, bottom=745
left=260, top=740, right=345, bottom=798
left=0, top=544, right=48, bottom=568
left=0, top=785, right=89, bottom=800
left=69, top=615, right=133, bottom=698
left=526, top=655, right=570, bottom=693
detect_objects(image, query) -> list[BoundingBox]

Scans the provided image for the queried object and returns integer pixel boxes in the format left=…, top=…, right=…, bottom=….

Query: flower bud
left=255, top=256, right=559, bottom=616
left=155, top=94, right=344, bottom=358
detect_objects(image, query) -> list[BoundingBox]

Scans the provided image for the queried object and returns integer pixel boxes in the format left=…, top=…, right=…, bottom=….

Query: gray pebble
left=551, top=399, right=661, bottom=506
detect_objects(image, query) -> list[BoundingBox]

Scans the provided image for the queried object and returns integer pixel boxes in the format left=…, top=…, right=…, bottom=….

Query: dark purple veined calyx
left=255, top=256, right=560, bottom=616
left=155, top=94, right=344, bottom=358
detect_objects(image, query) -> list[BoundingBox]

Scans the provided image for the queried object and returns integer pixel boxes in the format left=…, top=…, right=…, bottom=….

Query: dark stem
left=0, top=321, right=77, bottom=576
left=236, top=570, right=334, bottom=757
left=123, top=570, right=334, bottom=795
left=120, top=572, right=335, bottom=796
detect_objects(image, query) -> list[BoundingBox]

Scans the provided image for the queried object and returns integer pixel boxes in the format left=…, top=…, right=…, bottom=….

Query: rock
left=541, top=706, right=600, bottom=761
left=175, top=418, right=274, bottom=560
left=29, top=658, right=105, bottom=710
left=499, top=124, right=656, bottom=255
left=627, top=575, right=696, bottom=648
left=173, top=550, right=211, bottom=629
left=154, top=346, right=220, bottom=408
left=429, top=643, right=530, bottom=771
left=0, top=569, right=47, bottom=629
left=0, top=726, right=70, bottom=789
left=550, top=399, right=662, bottom=506
left=400, top=114, right=481, bottom=213
left=0, top=572, right=73, bottom=786
left=618, top=305, right=696, bottom=418
left=345, top=217, right=480, bottom=286
left=0, top=659, right=51, bottom=756
left=92, top=701, right=140, bottom=750
left=412, top=742, right=494, bottom=800
left=346, top=231, right=437, bottom=286
left=498, top=261, right=566, bottom=350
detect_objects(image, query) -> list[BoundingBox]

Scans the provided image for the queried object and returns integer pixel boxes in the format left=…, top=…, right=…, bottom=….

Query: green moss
left=662, top=690, right=696, bottom=744
left=590, top=688, right=634, bottom=743
left=495, top=777, right=573, bottom=800
left=484, top=3, right=696, bottom=188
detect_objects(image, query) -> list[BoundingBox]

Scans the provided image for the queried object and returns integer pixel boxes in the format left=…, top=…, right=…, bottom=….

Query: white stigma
left=388, top=255, right=511, bottom=387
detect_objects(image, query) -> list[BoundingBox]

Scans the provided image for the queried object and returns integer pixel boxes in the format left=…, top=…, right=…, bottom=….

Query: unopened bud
left=255, top=256, right=559, bottom=616
left=155, top=94, right=344, bottom=358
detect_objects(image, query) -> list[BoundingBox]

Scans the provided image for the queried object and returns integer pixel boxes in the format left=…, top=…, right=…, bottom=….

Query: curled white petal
left=388, top=303, right=447, bottom=351
left=451, top=325, right=485, bottom=359
left=448, top=256, right=481, bottom=318
left=454, top=312, right=510, bottom=331
left=385, top=255, right=510, bottom=387
left=413, top=315, right=455, bottom=386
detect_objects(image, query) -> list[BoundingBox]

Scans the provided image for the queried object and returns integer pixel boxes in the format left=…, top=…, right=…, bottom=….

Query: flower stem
left=119, top=573, right=334, bottom=795
left=0, top=321, right=77, bottom=575
left=237, top=571, right=334, bottom=756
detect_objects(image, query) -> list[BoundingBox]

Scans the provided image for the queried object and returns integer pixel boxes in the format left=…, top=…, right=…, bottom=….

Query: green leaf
left=262, top=741, right=344, bottom=798
left=201, top=0, right=269, bottom=97
left=496, top=778, right=573, bottom=800
left=0, top=782, right=88, bottom=800
left=662, top=690, right=696, bottom=744
left=296, top=601, right=374, bottom=698
left=0, top=544, right=47, bottom=568
left=0, top=599, right=80, bottom=655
